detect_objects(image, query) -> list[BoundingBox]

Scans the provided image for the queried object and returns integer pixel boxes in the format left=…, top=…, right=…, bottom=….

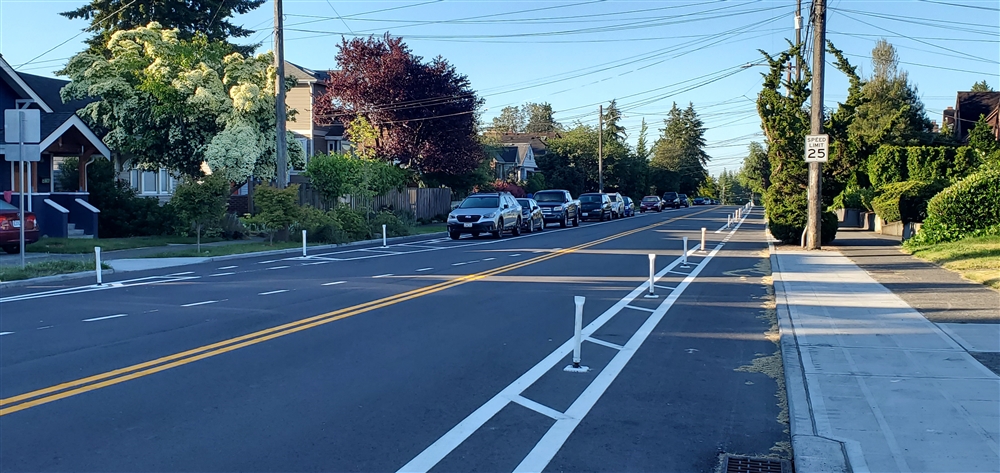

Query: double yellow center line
left=0, top=209, right=715, bottom=416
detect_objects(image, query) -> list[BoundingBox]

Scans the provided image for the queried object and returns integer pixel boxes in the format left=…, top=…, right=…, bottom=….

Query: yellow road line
left=0, top=208, right=715, bottom=416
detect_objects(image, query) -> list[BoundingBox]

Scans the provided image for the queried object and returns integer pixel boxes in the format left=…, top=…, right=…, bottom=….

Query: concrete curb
left=1, top=269, right=114, bottom=290
left=0, top=232, right=446, bottom=290
left=767, top=233, right=854, bottom=473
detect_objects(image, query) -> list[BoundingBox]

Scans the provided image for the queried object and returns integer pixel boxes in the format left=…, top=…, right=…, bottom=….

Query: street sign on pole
left=805, top=134, right=829, bottom=163
left=4, top=143, right=41, bottom=162
left=4, top=109, right=41, bottom=144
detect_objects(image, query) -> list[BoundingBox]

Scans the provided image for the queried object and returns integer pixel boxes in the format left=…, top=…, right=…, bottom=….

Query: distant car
left=0, top=201, right=39, bottom=254
left=639, top=196, right=664, bottom=212
left=447, top=192, right=523, bottom=240
left=516, top=198, right=545, bottom=233
left=678, top=194, right=690, bottom=208
left=532, top=189, right=580, bottom=228
left=622, top=197, right=635, bottom=217
left=579, top=193, right=612, bottom=221
left=693, top=197, right=706, bottom=205
left=607, top=193, right=625, bottom=219
left=662, top=192, right=680, bottom=209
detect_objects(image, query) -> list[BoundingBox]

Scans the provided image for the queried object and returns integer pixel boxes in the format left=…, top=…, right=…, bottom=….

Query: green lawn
left=904, top=235, right=1000, bottom=289
left=27, top=236, right=222, bottom=254
left=0, top=260, right=109, bottom=282
left=410, top=223, right=447, bottom=235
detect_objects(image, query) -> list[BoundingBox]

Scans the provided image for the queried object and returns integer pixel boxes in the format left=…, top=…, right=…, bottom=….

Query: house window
left=327, top=140, right=340, bottom=153
left=52, top=156, right=78, bottom=192
left=130, top=168, right=176, bottom=195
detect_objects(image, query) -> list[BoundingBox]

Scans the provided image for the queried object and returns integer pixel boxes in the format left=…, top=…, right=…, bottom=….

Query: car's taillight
left=0, top=216, right=9, bottom=231
left=25, top=215, right=36, bottom=230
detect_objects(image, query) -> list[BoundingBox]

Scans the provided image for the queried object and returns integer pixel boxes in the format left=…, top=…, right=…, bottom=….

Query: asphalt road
left=0, top=205, right=787, bottom=472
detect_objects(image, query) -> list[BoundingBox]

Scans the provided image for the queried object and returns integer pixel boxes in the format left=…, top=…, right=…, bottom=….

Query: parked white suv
left=447, top=192, right=523, bottom=240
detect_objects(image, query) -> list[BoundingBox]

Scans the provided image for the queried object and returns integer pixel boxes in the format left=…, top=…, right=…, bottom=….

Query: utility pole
left=806, top=0, right=826, bottom=249
left=598, top=104, right=604, bottom=192
left=274, top=0, right=288, bottom=189
left=795, top=0, right=803, bottom=82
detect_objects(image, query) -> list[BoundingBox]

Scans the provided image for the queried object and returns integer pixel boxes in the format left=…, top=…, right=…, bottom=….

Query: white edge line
left=322, top=281, right=346, bottom=286
left=218, top=266, right=238, bottom=270
left=209, top=272, right=236, bottom=277
left=257, top=260, right=279, bottom=264
left=258, top=290, right=289, bottom=295
left=623, top=304, right=656, bottom=313
left=0, top=332, right=14, bottom=336
left=584, top=336, right=625, bottom=351
left=82, top=313, right=128, bottom=322
left=266, top=265, right=290, bottom=270
left=508, top=395, right=571, bottom=420
left=373, top=274, right=394, bottom=278
left=168, top=271, right=195, bottom=276
left=415, top=268, right=433, bottom=272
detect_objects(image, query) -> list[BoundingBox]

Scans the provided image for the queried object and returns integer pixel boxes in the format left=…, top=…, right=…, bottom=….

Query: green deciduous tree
left=253, top=184, right=301, bottom=243
left=61, top=23, right=304, bottom=180
left=491, top=106, right=526, bottom=133
left=524, top=102, right=561, bottom=133
left=170, top=173, right=230, bottom=250
left=305, top=152, right=408, bottom=205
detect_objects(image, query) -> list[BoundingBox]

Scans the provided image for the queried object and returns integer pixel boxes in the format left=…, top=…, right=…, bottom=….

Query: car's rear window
left=642, top=197, right=659, bottom=202
left=0, top=201, right=18, bottom=211
left=532, top=192, right=566, bottom=203
left=516, top=199, right=531, bottom=207
left=460, top=196, right=499, bottom=209
left=580, top=194, right=602, bottom=203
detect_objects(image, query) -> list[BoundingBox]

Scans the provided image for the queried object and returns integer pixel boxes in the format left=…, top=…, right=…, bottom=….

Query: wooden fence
left=296, top=181, right=452, bottom=221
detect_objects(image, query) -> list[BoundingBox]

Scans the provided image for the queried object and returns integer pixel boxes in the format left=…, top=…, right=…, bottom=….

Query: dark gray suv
left=447, top=192, right=523, bottom=240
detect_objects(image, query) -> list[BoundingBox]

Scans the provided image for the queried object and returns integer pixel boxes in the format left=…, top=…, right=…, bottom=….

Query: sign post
left=805, top=134, right=828, bottom=250
left=5, top=108, right=42, bottom=269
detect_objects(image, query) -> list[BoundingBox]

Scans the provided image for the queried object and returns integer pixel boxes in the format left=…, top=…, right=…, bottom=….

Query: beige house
left=285, top=62, right=347, bottom=165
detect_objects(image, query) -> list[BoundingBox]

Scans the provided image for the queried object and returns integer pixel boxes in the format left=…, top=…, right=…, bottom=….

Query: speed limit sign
left=805, top=134, right=829, bottom=163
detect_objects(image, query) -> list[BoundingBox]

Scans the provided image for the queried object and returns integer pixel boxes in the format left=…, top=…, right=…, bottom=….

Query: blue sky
left=1, top=0, right=997, bottom=177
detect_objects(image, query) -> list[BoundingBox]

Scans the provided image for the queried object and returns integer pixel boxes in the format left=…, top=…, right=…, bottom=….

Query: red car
left=0, top=200, right=39, bottom=254
left=639, top=196, right=665, bottom=212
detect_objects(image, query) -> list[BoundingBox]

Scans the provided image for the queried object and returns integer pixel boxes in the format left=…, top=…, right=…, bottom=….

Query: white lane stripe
left=209, top=272, right=235, bottom=277
left=267, top=265, right=290, bottom=270
left=0, top=332, right=13, bottom=336
left=509, top=253, right=522, bottom=257
left=258, top=290, right=289, bottom=295
left=322, top=281, right=346, bottom=286
left=585, top=336, right=625, bottom=351
left=181, top=300, right=218, bottom=307
left=218, top=265, right=238, bottom=270
left=624, top=305, right=656, bottom=313
left=168, top=271, right=195, bottom=276
left=82, top=314, right=128, bottom=322
left=415, top=268, right=433, bottom=272
left=483, top=258, right=496, bottom=261
left=508, top=395, right=570, bottom=420
left=451, top=262, right=466, bottom=266
left=372, top=274, right=393, bottom=278
left=302, top=261, right=329, bottom=266
left=258, top=260, right=279, bottom=264
left=654, top=284, right=675, bottom=290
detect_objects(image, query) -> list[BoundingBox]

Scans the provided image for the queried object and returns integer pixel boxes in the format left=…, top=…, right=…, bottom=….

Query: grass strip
left=904, top=235, right=1000, bottom=289
left=0, top=260, right=109, bottom=282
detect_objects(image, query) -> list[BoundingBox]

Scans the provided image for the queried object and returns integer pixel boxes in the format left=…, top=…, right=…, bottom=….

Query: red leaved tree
left=314, top=35, right=484, bottom=176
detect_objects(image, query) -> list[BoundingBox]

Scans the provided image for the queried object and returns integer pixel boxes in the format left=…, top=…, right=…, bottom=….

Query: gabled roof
left=955, top=91, right=1000, bottom=139
left=0, top=54, right=53, bottom=113
left=285, top=61, right=331, bottom=83
left=496, top=146, right=518, bottom=164
left=499, top=132, right=560, bottom=154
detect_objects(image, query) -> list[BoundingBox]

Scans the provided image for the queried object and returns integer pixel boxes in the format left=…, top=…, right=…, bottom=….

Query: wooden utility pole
left=598, top=104, right=604, bottom=192
left=275, top=0, right=288, bottom=189
left=806, top=0, right=826, bottom=249
left=796, top=0, right=802, bottom=81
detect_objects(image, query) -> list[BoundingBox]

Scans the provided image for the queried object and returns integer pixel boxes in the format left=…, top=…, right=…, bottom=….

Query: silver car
left=447, top=192, right=523, bottom=240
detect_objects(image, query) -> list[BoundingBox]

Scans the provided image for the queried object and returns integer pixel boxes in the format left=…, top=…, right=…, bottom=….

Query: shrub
left=84, top=159, right=175, bottom=237
left=949, top=146, right=981, bottom=180
left=870, top=180, right=946, bottom=223
left=169, top=173, right=230, bottom=240
left=371, top=211, right=411, bottom=238
left=906, top=146, right=950, bottom=182
left=219, top=212, right=247, bottom=240
left=493, top=180, right=526, bottom=197
left=909, top=164, right=1000, bottom=244
left=330, top=205, right=370, bottom=241
left=294, top=206, right=345, bottom=244
left=767, top=207, right=839, bottom=245
left=525, top=173, right=546, bottom=194
left=254, top=184, right=301, bottom=243
left=868, top=145, right=907, bottom=188
left=831, top=186, right=875, bottom=211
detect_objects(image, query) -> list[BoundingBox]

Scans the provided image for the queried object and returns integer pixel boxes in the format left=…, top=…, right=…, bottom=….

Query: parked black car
left=662, top=192, right=680, bottom=209
left=516, top=198, right=545, bottom=233
left=579, top=193, right=612, bottom=221
left=532, top=189, right=580, bottom=228
left=678, top=194, right=690, bottom=208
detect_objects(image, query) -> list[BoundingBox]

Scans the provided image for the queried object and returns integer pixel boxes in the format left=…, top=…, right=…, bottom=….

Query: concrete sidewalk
left=772, top=247, right=1000, bottom=473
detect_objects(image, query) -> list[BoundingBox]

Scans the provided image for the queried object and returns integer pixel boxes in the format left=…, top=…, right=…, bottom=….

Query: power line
left=15, top=0, right=139, bottom=69
left=835, top=10, right=998, bottom=63
left=916, top=0, right=1000, bottom=11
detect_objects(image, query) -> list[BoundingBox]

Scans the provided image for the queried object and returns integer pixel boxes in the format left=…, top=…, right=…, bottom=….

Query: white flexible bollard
left=701, top=227, right=707, bottom=252
left=728, top=214, right=732, bottom=228
left=564, top=296, right=589, bottom=372
left=302, top=229, right=307, bottom=257
left=382, top=224, right=387, bottom=248
left=95, top=246, right=103, bottom=285
left=645, top=254, right=658, bottom=299
left=681, top=236, right=689, bottom=267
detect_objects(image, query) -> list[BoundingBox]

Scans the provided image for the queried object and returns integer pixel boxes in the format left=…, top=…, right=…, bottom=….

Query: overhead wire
left=15, top=0, right=139, bottom=69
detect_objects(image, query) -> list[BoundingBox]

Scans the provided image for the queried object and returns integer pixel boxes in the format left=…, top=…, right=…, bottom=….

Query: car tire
left=493, top=220, right=503, bottom=239
left=449, top=232, right=460, bottom=240
left=2, top=245, right=18, bottom=254
left=573, top=214, right=580, bottom=227
left=539, top=219, right=545, bottom=231
left=512, top=218, right=522, bottom=236
left=525, top=219, right=533, bottom=233
left=561, top=214, right=568, bottom=228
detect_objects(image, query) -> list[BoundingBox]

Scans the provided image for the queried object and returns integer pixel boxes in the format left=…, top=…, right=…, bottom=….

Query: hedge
left=868, top=146, right=907, bottom=188
left=910, top=164, right=1000, bottom=244
left=870, top=180, right=946, bottom=223
left=870, top=145, right=980, bottom=188
left=831, top=186, right=874, bottom=211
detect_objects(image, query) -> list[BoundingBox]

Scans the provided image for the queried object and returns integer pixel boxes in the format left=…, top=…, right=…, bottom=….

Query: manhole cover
left=721, top=454, right=791, bottom=473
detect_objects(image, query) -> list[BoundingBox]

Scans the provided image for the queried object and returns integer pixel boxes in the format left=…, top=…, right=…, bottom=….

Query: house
left=494, top=143, right=538, bottom=181
left=0, top=54, right=111, bottom=238
left=284, top=61, right=347, bottom=162
left=499, top=132, right=560, bottom=159
left=942, top=91, right=1000, bottom=142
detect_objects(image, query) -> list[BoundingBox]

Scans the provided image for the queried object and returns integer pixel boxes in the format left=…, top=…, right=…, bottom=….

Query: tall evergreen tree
left=602, top=99, right=627, bottom=143
left=523, top=102, right=561, bottom=133
left=971, top=80, right=993, bottom=92
left=636, top=118, right=650, bottom=161
left=491, top=106, right=525, bottom=133
left=650, top=102, right=708, bottom=194
left=62, top=0, right=264, bottom=53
